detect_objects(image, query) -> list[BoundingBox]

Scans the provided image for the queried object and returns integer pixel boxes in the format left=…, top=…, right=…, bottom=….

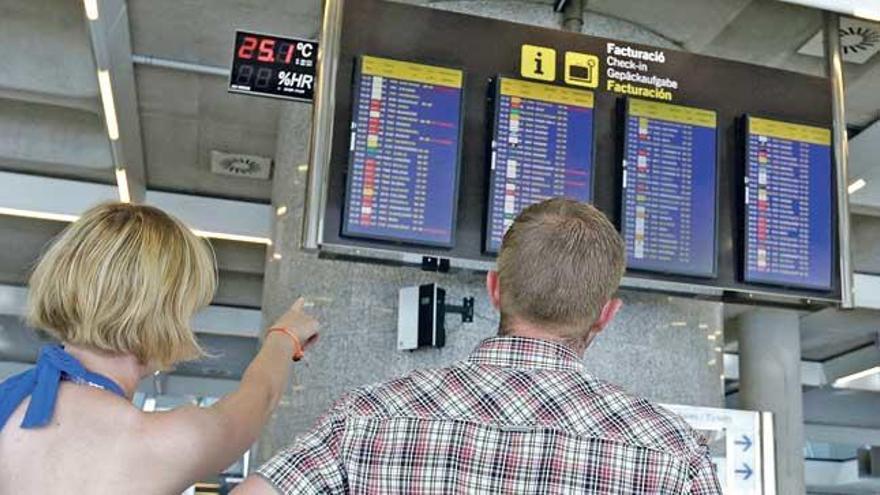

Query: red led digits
left=237, top=35, right=258, bottom=59
left=283, top=43, right=296, bottom=64
left=257, top=38, right=276, bottom=62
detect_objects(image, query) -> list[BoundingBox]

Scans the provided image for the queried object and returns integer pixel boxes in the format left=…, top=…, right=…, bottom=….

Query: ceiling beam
left=855, top=273, right=880, bottom=309
left=0, top=283, right=263, bottom=338
left=823, top=344, right=880, bottom=384
left=0, top=88, right=98, bottom=113
left=806, top=422, right=880, bottom=446
left=0, top=171, right=272, bottom=245
left=84, top=0, right=147, bottom=203
left=777, top=0, right=880, bottom=21
left=723, top=352, right=828, bottom=386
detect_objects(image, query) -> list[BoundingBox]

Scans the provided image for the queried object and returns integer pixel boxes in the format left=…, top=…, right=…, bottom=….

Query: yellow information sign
left=500, top=78, right=594, bottom=108
left=361, top=55, right=463, bottom=88
left=520, top=44, right=556, bottom=82
left=564, top=51, right=599, bottom=88
left=749, top=117, right=831, bottom=146
left=629, top=98, right=717, bottom=128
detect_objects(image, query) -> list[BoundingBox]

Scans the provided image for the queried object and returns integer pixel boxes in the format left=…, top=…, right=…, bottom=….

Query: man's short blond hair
left=497, top=198, right=625, bottom=338
left=27, top=203, right=217, bottom=369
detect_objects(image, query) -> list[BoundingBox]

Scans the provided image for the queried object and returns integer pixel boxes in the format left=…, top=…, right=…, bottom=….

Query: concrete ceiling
left=800, top=307, right=880, bottom=361
left=127, top=0, right=321, bottom=67
left=0, top=0, right=322, bottom=201
left=127, top=0, right=321, bottom=201
left=134, top=66, right=279, bottom=201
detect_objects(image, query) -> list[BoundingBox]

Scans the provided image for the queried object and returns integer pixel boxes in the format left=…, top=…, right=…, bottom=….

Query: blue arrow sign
left=734, top=434, right=753, bottom=452
left=735, top=463, right=753, bottom=480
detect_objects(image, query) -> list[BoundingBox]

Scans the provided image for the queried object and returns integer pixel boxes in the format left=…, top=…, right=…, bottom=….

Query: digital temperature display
left=228, top=31, right=318, bottom=102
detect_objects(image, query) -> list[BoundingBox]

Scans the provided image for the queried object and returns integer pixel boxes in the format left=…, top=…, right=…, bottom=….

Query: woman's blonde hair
left=27, top=203, right=217, bottom=369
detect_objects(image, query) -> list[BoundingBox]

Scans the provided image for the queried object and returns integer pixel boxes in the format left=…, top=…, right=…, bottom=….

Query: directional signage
left=734, top=434, right=753, bottom=452
left=664, top=404, right=768, bottom=495
left=735, top=463, right=754, bottom=481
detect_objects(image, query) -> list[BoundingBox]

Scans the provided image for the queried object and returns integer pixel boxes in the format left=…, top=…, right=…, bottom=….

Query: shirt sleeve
left=687, top=444, right=724, bottom=494
left=256, top=407, right=348, bottom=494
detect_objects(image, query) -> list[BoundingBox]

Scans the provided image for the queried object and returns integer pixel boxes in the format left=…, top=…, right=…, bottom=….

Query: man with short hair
left=236, top=198, right=722, bottom=494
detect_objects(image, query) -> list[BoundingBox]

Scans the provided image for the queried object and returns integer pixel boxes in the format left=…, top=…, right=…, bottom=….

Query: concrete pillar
left=736, top=309, right=805, bottom=495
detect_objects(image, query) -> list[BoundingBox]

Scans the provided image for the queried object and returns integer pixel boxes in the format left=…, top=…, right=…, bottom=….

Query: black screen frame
left=340, top=55, right=467, bottom=249
left=739, top=114, right=836, bottom=292
left=618, top=97, right=720, bottom=279
left=482, top=75, right=599, bottom=255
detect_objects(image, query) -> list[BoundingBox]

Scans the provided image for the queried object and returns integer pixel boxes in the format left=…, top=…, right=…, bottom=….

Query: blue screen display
left=744, top=117, right=833, bottom=290
left=622, top=99, right=718, bottom=277
left=486, top=78, right=595, bottom=252
left=342, top=56, right=463, bottom=247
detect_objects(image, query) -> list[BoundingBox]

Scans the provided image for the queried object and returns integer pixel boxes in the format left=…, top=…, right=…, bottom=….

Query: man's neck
left=64, top=344, right=146, bottom=399
left=501, top=319, right=588, bottom=357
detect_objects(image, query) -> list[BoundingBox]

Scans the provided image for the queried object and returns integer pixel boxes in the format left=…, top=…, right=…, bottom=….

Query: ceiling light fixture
left=833, top=366, right=880, bottom=387
left=853, top=7, right=880, bottom=22
left=0, top=207, right=272, bottom=244
left=97, top=70, right=119, bottom=140
left=848, top=178, right=867, bottom=194
left=83, top=0, right=99, bottom=20
left=0, top=207, right=80, bottom=223
left=115, top=168, right=131, bottom=203
left=190, top=229, right=273, bottom=245
left=779, top=1, right=880, bottom=22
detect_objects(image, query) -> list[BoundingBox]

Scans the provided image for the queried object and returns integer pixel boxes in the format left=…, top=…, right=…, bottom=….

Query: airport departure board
left=622, top=99, right=718, bottom=277
left=486, top=78, right=595, bottom=252
left=342, top=56, right=464, bottom=247
left=744, top=117, right=833, bottom=290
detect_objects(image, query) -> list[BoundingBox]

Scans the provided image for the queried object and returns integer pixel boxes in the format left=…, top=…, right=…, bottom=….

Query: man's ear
left=486, top=271, right=501, bottom=310
left=590, top=297, right=623, bottom=334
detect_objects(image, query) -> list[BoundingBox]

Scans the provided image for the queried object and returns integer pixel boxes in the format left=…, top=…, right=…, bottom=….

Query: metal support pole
left=302, top=0, right=344, bottom=250
left=824, top=12, right=855, bottom=308
left=561, top=0, right=585, bottom=32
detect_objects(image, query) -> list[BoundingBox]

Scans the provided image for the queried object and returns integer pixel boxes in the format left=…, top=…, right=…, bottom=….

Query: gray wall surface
left=257, top=0, right=724, bottom=462
left=853, top=214, right=880, bottom=274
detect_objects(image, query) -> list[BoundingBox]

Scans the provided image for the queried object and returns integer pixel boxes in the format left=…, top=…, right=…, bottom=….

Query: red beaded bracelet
left=267, top=327, right=306, bottom=361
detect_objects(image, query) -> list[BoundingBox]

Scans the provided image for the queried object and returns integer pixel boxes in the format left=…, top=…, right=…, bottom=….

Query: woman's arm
left=134, top=298, right=319, bottom=489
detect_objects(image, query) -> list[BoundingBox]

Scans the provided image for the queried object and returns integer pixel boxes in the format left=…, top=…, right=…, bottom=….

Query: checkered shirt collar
left=465, top=336, right=584, bottom=372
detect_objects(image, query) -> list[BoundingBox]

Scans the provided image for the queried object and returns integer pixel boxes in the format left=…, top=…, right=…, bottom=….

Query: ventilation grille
left=798, top=17, right=880, bottom=64
left=210, top=151, right=272, bottom=180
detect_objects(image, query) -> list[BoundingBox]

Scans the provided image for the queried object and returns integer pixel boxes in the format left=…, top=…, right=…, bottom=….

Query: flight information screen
left=342, top=56, right=464, bottom=247
left=622, top=99, right=718, bottom=277
left=486, top=78, right=595, bottom=252
left=744, top=117, right=833, bottom=290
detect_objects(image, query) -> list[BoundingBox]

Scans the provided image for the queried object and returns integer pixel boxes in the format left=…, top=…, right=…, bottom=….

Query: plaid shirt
left=258, top=336, right=722, bottom=494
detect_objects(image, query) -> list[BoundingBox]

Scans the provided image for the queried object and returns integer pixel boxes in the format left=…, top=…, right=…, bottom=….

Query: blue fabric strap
left=0, top=344, right=126, bottom=431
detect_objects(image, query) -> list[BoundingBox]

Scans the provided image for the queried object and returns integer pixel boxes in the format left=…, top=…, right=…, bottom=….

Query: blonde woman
left=0, top=203, right=318, bottom=494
